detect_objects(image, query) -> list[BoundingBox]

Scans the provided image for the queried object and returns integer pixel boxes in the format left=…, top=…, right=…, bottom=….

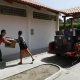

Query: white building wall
left=0, top=14, right=28, bottom=56
left=0, top=1, right=29, bottom=56
left=30, top=19, right=56, bottom=50
left=0, top=0, right=59, bottom=56
left=27, top=6, right=58, bottom=50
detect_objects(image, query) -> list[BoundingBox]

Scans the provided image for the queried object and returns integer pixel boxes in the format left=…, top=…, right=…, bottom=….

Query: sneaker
left=18, top=62, right=22, bottom=65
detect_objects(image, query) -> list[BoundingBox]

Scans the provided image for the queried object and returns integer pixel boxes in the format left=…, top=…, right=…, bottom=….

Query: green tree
left=59, top=18, right=80, bottom=30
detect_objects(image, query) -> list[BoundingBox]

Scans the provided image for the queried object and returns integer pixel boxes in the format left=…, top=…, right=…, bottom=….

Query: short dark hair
left=1, top=29, right=6, bottom=34
left=18, top=31, right=22, bottom=35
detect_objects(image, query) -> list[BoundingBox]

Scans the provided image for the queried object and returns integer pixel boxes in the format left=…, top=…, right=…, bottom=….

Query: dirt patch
left=3, top=64, right=59, bottom=80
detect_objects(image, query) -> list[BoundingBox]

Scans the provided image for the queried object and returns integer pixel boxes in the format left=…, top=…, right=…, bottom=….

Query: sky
left=37, top=0, right=80, bottom=10
left=36, top=0, right=80, bottom=20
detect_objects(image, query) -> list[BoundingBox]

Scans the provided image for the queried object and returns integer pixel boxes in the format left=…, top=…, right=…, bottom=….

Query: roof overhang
left=60, top=7, right=80, bottom=18
left=4, top=0, right=60, bottom=14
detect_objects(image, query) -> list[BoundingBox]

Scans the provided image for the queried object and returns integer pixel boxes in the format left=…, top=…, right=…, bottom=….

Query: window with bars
left=0, top=5, right=26, bottom=17
left=33, top=11, right=57, bottom=21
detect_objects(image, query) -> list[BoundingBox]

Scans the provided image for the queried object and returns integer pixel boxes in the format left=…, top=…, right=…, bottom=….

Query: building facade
left=0, top=0, right=59, bottom=56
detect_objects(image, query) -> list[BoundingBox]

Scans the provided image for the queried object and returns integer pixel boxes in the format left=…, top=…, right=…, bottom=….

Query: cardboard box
left=5, top=38, right=16, bottom=48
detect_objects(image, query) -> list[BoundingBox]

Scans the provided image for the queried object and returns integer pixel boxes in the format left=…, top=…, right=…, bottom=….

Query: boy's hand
left=5, top=38, right=16, bottom=43
left=5, top=39, right=12, bottom=44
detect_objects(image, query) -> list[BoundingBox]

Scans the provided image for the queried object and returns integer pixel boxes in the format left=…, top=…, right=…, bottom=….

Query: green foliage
left=59, top=18, right=80, bottom=30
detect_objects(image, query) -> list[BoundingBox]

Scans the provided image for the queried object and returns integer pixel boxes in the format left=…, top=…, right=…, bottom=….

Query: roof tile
left=61, top=7, right=80, bottom=14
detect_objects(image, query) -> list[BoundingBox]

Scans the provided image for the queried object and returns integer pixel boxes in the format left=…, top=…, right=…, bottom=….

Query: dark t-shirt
left=18, top=36, right=28, bottom=50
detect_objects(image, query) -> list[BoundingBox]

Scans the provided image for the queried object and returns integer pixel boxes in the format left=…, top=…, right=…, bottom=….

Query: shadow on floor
left=41, top=55, right=80, bottom=68
left=0, top=48, right=47, bottom=69
left=3, top=48, right=48, bottom=62
left=5, top=62, right=33, bottom=68
left=0, top=61, right=34, bottom=69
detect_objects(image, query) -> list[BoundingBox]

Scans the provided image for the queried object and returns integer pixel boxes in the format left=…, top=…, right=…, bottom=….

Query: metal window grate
left=33, top=11, right=56, bottom=21
left=0, top=5, right=26, bottom=17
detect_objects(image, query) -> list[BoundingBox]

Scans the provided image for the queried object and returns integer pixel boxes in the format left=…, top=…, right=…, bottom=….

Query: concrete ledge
left=0, top=52, right=62, bottom=80
left=45, top=64, right=62, bottom=80
left=2, top=63, right=62, bottom=80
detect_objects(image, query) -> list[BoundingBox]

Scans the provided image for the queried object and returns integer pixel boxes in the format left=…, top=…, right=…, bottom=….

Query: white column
left=27, top=6, right=33, bottom=50
left=57, top=15, right=59, bottom=31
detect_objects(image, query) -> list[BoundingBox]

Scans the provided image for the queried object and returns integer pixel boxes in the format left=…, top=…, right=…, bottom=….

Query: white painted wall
left=27, top=6, right=58, bottom=50
left=30, top=19, right=56, bottom=50
left=0, top=0, right=59, bottom=56
left=0, top=14, right=28, bottom=56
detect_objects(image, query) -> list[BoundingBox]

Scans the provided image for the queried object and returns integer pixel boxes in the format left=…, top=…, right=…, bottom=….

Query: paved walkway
left=2, top=51, right=80, bottom=80
left=55, top=62, right=80, bottom=80
left=0, top=52, right=61, bottom=80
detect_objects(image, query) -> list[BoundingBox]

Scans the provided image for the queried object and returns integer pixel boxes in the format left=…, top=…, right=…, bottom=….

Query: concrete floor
left=0, top=48, right=80, bottom=80
left=0, top=50, right=60, bottom=80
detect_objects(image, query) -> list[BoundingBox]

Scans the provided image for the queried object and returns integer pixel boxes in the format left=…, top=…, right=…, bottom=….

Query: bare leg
left=20, top=51, right=22, bottom=62
left=18, top=51, right=23, bottom=64
left=26, top=48, right=34, bottom=61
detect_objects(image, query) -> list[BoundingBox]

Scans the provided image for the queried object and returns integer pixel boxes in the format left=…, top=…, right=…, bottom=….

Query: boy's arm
left=16, top=39, right=19, bottom=43
left=8, top=38, right=16, bottom=43
left=3, top=38, right=12, bottom=44
left=4, top=38, right=16, bottom=44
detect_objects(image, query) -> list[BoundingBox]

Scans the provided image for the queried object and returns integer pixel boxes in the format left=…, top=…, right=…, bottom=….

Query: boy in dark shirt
left=18, top=31, right=34, bottom=64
